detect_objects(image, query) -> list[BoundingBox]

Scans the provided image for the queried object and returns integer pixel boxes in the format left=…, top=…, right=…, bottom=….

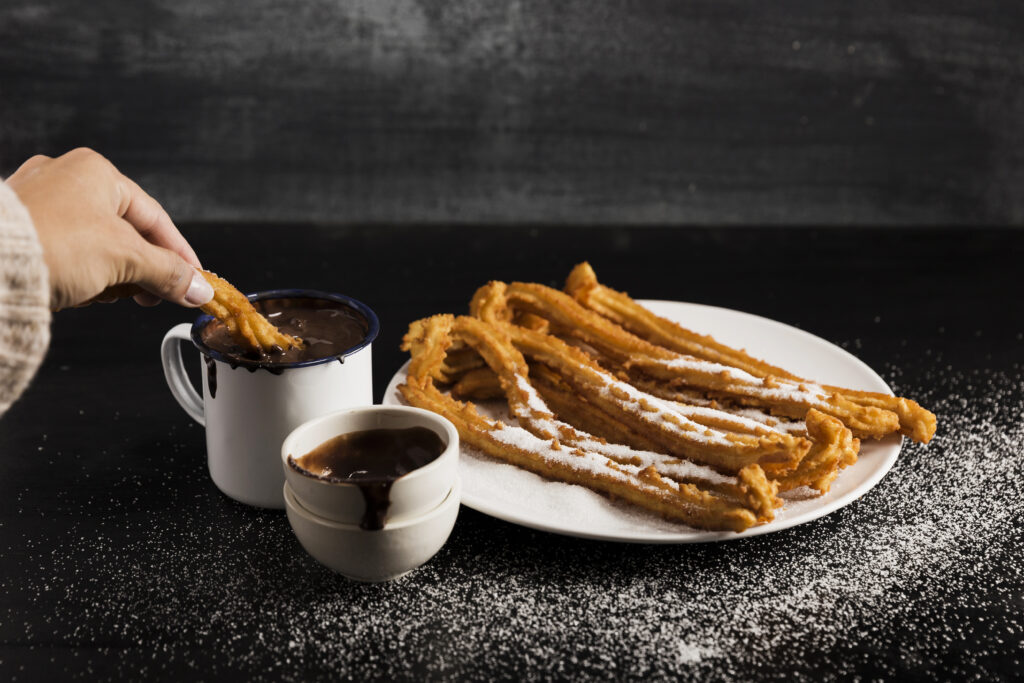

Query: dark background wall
left=1, top=0, right=1021, bottom=226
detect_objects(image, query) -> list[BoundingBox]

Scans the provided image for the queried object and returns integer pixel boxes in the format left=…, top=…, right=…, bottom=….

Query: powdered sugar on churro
left=512, top=375, right=735, bottom=486
left=570, top=437, right=735, bottom=486
left=651, top=356, right=830, bottom=405
left=517, top=375, right=551, bottom=415
left=486, top=377, right=692, bottom=492
left=508, top=375, right=572, bottom=438
left=669, top=403, right=789, bottom=435
left=488, top=422, right=682, bottom=493
left=663, top=355, right=765, bottom=384
left=730, top=408, right=807, bottom=434
left=506, top=375, right=559, bottom=434
left=595, top=371, right=735, bottom=447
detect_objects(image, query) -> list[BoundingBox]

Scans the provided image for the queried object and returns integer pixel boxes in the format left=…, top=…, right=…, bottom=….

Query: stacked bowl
left=281, top=406, right=461, bottom=582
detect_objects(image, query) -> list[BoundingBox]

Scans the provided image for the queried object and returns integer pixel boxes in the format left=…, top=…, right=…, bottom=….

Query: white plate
left=383, top=300, right=901, bottom=544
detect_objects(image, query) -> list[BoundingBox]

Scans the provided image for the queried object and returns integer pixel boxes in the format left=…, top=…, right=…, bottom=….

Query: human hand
left=5, top=148, right=214, bottom=311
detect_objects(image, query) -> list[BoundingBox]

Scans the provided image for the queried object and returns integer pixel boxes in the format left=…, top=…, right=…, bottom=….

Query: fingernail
left=184, top=269, right=214, bottom=306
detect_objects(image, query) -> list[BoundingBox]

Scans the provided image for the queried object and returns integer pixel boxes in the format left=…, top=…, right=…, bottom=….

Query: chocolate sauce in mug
left=287, top=427, right=446, bottom=530
left=199, top=297, right=369, bottom=396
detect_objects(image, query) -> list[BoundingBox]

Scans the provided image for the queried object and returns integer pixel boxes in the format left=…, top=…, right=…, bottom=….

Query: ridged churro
left=396, top=265, right=932, bottom=532
left=400, top=315, right=781, bottom=530
left=565, top=262, right=936, bottom=443
left=199, top=271, right=302, bottom=355
left=471, top=278, right=922, bottom=442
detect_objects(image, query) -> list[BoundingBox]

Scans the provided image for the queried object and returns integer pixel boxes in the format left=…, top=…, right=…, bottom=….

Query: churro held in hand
left=199, top=271, right=303, bottom=356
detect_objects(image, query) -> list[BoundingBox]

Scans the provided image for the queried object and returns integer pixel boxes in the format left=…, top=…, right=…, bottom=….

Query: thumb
left=127, top=241, right=214, bottom=307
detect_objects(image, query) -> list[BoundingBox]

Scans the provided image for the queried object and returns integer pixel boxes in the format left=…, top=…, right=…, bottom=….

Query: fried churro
left=470, top=278, right=913, bottom=442
left=566, top=262, right=936, bottom=443
left=502, top=323, right=812, bottom=474
left=399, top=315, right=780, bottom=530
left=396, top=264, right=932, bottom=532
left=199, top=271, right=302, bottom=355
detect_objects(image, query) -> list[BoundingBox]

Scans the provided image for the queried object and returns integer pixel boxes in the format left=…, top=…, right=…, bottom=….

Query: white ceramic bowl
left=281, top=406, right=459, bottom=525
left=284, top=478, right=460, bottom=582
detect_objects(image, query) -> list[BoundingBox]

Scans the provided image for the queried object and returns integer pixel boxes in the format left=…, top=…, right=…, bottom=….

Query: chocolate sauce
left=288, top=427, right=446, bottom=530
left=204, top=356, right=217, bottom=398
left=200, top=297, right=368, bottom=369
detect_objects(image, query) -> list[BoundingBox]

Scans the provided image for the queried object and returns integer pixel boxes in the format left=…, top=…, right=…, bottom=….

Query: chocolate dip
left=288, top=427, right=447, bottom=530
left=201, top=297, right=369, bottom=365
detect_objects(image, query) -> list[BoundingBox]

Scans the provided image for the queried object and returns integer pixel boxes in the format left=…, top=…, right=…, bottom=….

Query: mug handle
left=161, top=323, right=205, bottom=426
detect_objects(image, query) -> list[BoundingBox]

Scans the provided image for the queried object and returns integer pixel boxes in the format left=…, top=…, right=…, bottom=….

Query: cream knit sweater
left=0, top=180, right=51, bottom=417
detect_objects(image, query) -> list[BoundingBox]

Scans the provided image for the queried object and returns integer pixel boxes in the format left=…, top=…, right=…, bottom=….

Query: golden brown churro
left=471, top=277, right=923, bottom=442
left=399, top=315, right=781, bottom=531
left=565, top=262, right=801, bottom=379
left=565, top=262, right=937, bottom=443
left=503, top=323, right=811, bottom=474
left=450, top=366, right=503, bottom=401
left=199, top=271, right=303, bottom=355
left=396, top=265, right=932, bottom=532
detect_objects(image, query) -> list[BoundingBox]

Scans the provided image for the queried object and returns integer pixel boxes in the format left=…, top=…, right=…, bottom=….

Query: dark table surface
left=1, top=226, right=1021, bottom=681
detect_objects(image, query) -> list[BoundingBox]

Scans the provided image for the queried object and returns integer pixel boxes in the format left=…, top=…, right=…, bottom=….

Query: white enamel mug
left=161, top=289, right=379, bottom=509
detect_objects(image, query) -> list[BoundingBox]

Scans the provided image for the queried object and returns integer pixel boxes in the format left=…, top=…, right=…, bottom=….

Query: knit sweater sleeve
left=0, top=180, right=51, bottom=417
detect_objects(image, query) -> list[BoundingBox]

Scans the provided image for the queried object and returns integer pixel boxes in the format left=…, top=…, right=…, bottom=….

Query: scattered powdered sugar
left=6, top=368, right=1022, bottom=680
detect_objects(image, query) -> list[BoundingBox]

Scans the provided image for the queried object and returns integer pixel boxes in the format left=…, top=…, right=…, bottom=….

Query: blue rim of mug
left=190, top=289, right=380, bottom=369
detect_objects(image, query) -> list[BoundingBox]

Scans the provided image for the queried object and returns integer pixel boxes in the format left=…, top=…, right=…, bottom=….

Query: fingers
left=13, top=147, right=210, bottom=311
left=132, top=292, right=163, bottom=307
left=125, top=238, right=214, bottom=308
left=114, top=174, right=202, bottom=269
left=74, top=284, right=144, bottom=307
left=95, top=152, right=206, bottom=305
left=96, top=284, right=161, bottom=307
left=78, top=286, right=161, bottom=308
